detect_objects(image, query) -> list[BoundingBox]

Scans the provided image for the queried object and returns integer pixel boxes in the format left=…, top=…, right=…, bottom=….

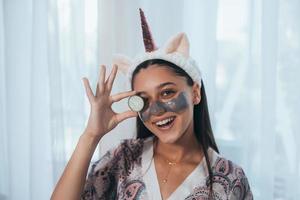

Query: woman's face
left=132, top=64, right=201, bottom=144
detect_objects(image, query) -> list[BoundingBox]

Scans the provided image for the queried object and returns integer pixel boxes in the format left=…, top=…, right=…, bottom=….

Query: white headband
left=113, top=32, right=202, bottom=89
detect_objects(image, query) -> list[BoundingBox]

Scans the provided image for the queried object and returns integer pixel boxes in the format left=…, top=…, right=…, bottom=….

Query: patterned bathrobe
left=81, top=136, right=253, bottom=200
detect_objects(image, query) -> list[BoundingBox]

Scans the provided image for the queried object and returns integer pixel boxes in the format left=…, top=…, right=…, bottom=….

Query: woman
left=51, top=9, right=253, bottom=200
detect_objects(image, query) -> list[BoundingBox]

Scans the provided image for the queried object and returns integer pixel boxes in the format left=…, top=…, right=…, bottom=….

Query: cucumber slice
left=128, top=95, right=144, bottom=112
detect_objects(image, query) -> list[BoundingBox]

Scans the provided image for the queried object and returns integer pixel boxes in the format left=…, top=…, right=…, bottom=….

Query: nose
left=149, top=101, right=166, bottom=116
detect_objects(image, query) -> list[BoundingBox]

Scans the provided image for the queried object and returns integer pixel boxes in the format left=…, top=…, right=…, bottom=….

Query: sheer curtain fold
left=0, top=0, right=299, bottom=199
left=48, top=0, right=66, bottom=190
left=0, top=0, right=9, bottom=199
left=2, top=0, right=33, bottom=199
left=260, top=0, right=279, bottom=198
left=30, top=0, right=54, bottom=199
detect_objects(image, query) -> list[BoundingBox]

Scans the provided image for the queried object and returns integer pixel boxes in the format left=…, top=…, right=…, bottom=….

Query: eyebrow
left=136, top=82, right=176, bottom=96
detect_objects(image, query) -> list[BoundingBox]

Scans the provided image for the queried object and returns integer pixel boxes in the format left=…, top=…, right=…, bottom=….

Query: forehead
left=132, top=65, right=186, bottom=92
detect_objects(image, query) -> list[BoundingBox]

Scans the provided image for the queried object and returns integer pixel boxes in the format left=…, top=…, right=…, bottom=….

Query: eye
left=161, top=89, right=175, bottom=97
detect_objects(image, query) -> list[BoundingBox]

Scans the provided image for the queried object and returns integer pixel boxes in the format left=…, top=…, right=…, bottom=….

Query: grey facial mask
left=139, top=91, right=189, bottom=122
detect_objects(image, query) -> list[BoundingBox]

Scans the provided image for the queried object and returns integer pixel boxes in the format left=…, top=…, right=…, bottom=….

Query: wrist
left=81, top=131, right=102, bottom=146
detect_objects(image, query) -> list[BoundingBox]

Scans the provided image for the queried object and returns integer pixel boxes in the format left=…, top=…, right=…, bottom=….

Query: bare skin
left=51, top=63, right=204, bottom=200
left=132, top=65, right=203, bottom=200
left=51, top=65, right=138, bottom=200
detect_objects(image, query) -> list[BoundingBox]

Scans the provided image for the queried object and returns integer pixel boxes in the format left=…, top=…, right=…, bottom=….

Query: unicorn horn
left=139, top=8, right=157, bottom=52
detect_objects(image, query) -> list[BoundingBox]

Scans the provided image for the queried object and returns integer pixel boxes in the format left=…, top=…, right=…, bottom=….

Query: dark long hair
left=130, top=59, right=219, bottom=194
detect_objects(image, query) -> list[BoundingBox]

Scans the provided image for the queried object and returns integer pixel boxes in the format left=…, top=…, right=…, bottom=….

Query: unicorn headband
left=113, top=8, right=202, bottom=112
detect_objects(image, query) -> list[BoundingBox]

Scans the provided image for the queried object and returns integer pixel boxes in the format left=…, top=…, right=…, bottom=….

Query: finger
left=82, top=77, right=95, bottom=102
left=114, top=110, right=138, bottom=124
left=95, top=83, right=99, bottom=97
left=110, top=90, right=137, bottom=103
left=98, top=65, right=106, bottom=94
left=106, top=64, right=118, bottom=93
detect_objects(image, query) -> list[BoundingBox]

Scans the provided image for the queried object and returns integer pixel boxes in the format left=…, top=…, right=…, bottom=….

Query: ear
left=112, top=54, right=133, bottom=74
left=163, top=32, right=190, bottom=58
left=192, top=82, right=201, bottom=105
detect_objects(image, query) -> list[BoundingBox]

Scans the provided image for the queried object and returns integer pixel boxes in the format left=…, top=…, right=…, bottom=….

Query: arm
left=51, top=132, right=101, bottom=200
left=51, top=65, right=137, bottom=200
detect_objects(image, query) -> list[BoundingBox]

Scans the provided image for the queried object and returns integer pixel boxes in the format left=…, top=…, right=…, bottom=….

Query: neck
left=154, top=121, right=203, bottom=163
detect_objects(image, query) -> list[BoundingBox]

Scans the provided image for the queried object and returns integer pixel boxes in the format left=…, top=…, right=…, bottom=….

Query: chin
left=154, top=127, right=187, bottom=144
left=156, top=134, right=181, bottom=144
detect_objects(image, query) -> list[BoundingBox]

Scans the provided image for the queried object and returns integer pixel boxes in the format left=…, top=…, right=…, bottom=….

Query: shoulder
left=213, top=156, right=247, bottom=180
left=110, top=138, right=145, bottom=162
left=91, top=137, right=146, bottom=173
left=117, top=138, right=145, bottom=154
left=81, top=138, right=148, bottom=199
left=211, top=153, right=253, bottom=199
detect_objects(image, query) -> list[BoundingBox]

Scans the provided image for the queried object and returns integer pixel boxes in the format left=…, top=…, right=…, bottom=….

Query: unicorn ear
left=163, top=32, right=190, bottom=58
left=112, top=54, right=133, bottom=74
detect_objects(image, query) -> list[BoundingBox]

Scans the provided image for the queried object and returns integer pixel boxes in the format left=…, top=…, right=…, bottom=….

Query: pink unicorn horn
left=139, top=8, right=157, bottom=52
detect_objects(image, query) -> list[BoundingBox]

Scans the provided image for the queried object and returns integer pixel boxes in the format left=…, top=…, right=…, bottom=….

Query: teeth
left=155, top=117, right=174, bottom=126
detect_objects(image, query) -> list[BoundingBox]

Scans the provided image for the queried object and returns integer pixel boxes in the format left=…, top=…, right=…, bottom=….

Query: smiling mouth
left=154, top=116, right=176, bottom=130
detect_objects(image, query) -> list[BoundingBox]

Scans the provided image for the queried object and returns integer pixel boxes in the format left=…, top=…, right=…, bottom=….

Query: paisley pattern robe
left=81, top=136, right=253, bottom=200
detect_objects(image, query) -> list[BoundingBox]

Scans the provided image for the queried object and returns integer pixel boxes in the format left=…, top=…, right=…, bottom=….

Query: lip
left=152, top=115, right=176, bottom=124
left=153, top=116, right=176, bottom=131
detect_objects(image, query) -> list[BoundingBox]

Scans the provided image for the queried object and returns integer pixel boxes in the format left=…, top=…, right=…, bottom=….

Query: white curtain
left=0, top=0, right=299, bottom=199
